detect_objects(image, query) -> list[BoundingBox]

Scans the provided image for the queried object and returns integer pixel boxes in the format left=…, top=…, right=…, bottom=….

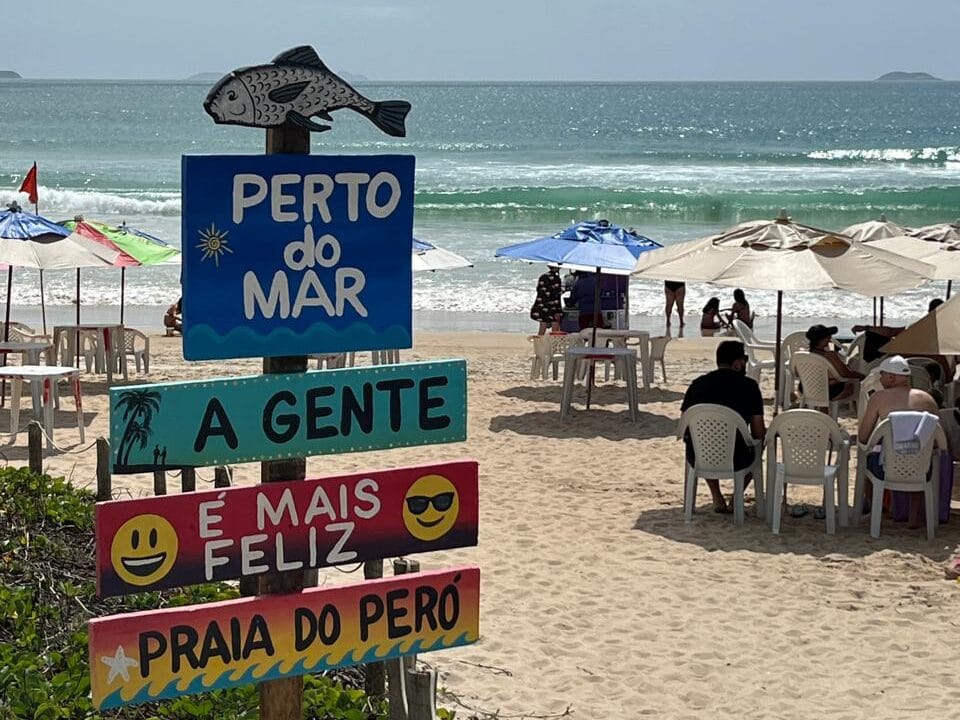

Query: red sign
left=96, top=460, right=478, bottom=598
left=89, top=566, right=479, bottom=709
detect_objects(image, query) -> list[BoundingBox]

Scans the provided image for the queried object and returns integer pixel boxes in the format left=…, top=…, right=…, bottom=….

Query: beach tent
left=63, top=218, right=180, bottom=323
left=632, top=210, right=934, bottom=409
left=882, top=293, right=960, bottom=356
left=412, top=238, right=472, bottom=272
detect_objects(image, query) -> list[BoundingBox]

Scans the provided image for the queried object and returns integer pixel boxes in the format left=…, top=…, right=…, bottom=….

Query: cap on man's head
left=806, top=324, right=838, bottom=345
left=716, top=340, right=747, bottom=366
left=878, top=355, right=911, bottom=376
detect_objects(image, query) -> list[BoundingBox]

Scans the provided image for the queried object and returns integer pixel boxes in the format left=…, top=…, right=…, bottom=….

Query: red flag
left=18, top=163, right=37, bottom=205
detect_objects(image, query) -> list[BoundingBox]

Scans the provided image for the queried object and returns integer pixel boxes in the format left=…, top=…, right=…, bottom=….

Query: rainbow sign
left=89, top=566, right=479, bottom=709
left=95, top=460, right=479, bottom=598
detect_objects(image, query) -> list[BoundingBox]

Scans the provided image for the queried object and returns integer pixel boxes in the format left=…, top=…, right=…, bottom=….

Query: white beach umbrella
left=412, top=238, right=472, bottom=272
left=911, top=220, right=960, bottom=244
left=633, top=210, right=934, bottom=409
left=842, top=214, right=912, bottom=242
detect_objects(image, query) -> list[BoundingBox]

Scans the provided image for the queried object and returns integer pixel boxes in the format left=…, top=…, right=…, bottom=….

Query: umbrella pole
left=39, top=270, right=47, bottom=335
left=773, top=291, right=783, bottom=418
left=947, top=280, right=953, bottom=300
left=1, top=267, right=11, bottom=407
left=586, top=268, right=601, bottom=410
left=75, top=269, right=81, bottom=369
left=120, top=268, right=125, bottom=324
left=872, top=297, right=877, bottom=325
left=880, top=297, right=885, bottom=326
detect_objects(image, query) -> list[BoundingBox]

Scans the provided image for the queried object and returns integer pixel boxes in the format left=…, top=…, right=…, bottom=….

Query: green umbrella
left=62, top=218, right=180, bottom=323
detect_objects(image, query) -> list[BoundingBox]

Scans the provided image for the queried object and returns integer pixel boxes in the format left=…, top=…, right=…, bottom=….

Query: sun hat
left=878, top=355, right=911, bottom=376
left=805, top=324, right=838, bottom=345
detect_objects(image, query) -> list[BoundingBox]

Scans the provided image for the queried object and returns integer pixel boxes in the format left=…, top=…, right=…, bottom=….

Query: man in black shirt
left=680, top=340, right=766, bottom=513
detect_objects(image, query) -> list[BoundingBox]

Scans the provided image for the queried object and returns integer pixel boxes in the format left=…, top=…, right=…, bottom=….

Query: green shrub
left=0, top=467, right=381, bottom=719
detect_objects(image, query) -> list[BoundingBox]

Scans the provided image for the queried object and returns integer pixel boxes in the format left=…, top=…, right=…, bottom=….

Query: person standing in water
left=664, top=280, right=686, bottom=328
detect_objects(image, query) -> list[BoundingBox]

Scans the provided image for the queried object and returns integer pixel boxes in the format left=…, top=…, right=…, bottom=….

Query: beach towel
left=889, top=411, right=939, bottom=455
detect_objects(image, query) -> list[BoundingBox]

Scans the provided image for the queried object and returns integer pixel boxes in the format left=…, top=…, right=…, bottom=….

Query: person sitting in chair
left=806, top=324, right=864, bottom=402
left=163, top=297, right=182, bottom=336
left=681, top=340, right=766, bottom=514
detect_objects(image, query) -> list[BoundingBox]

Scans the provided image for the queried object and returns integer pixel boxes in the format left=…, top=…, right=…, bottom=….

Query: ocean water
left=1, top=79, right=959, bottom=333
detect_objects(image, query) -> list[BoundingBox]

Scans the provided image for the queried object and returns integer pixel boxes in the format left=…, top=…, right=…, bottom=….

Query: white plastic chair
left=778, top=331, right=809, bottom=409
left=120, top=328, right=150, bottom=374
left=56, top=329, right=99, bottom=372
left=648, top=336, right=671, bottom=382
left=733, top=319, right=776, bottom=382
left=854, top=416, right=947, bottom=540
left=765, top=409, right=851, bottom=534
left=540, top=331, right=585, bottom=381
left=677, top=403, right=764, bottom=526
left=311, top=353, right=348, bottom=370
left=843, top=333, right=868, bottom=374
left=857, top=370, right=884, bottom=422
left=528, top=335, right=547, bottom=379
left=790, top=351, right=858, bottom=419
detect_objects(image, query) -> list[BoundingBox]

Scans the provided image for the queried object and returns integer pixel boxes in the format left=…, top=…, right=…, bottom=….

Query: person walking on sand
left=664, top=280, right=685, bottom=328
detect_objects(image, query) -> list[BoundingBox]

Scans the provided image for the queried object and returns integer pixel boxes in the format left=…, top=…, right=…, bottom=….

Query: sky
left=7, top=0, right=959, bottom=81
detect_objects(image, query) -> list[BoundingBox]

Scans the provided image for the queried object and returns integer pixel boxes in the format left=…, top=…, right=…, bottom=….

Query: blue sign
left=181, top=154, right=415, bottom=360
left=110, top=361, right=467, bottom=474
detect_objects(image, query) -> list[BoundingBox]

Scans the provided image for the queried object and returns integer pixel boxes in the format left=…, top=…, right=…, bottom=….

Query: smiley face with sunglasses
left=402, top=474, right=460, bottom=542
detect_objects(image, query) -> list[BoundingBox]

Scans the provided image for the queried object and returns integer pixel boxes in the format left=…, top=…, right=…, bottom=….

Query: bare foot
left=713, top=498, right=732, bottom=514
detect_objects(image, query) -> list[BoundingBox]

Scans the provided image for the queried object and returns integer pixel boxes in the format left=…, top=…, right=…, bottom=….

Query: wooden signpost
left=95, top=460, right=479, bottom=597
left=89, top=567, right=480, bottom=709
left=89, top=46, right=475, bottom=719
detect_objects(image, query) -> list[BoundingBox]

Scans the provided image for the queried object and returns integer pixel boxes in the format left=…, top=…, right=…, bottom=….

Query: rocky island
left=875, top=71, right=943, bottom=82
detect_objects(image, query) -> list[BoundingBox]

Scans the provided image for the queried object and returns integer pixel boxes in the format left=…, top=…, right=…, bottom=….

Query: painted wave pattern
left=98, top=631, right=475, bottom=709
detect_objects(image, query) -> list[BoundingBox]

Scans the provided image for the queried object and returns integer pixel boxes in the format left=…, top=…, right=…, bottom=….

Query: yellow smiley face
left=110, top=514, right=179, bottom=586
left=402, top=474, right=460, bottom=542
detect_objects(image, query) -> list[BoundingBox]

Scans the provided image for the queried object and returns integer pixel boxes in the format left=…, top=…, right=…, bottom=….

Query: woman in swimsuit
left=725, top=288, right=752, bottom=329
left=663, top=280, right=686, bottom=328
left=700, top=297, right=725, bottom=336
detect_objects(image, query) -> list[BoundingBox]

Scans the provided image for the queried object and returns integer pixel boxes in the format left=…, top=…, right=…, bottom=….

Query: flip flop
left=790, top=504, right=809, bottom=519
left=813, top=506, right=826, bottom=520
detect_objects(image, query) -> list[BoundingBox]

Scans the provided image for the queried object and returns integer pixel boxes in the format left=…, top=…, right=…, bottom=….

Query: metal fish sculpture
left=204, top=46, right=411, bottom=137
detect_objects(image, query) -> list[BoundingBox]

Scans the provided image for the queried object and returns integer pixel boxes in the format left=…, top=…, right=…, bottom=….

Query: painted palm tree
left=115, top=389, right=161, bottom=467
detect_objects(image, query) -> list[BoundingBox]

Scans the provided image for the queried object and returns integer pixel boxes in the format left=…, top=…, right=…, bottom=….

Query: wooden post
left=258, top=122, right=311, bottom=720
left=27, top=421, right=42, bottom=474
left=181, top=467, right=196, bottom=493
left=96, top=437, right=111, bottom=501
left=214, top=465, right=231, bottom=487
left=364, top=559, right=386, bottom=701
left=153, top=470, right=167, bottom=496
left=388, top=559, right=434, bottom=720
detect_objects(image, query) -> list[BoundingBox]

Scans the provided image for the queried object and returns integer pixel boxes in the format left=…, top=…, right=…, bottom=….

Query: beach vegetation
left=0, top=466, right=381, bottom=719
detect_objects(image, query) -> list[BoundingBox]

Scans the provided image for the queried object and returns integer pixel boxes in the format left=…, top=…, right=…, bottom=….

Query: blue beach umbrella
left=495, top=219, right=661, bottom=275
left=496, top=219, right=661, bottom=407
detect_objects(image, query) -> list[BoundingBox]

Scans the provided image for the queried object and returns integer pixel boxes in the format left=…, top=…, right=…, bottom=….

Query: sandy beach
left=9, top=330, right=960, bottom=719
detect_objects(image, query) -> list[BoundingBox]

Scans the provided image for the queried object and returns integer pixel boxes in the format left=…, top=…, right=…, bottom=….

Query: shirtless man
left=858, top=355, right=939, bottom=526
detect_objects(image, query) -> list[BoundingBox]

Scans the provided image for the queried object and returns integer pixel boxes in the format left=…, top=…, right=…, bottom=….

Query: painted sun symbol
left=196, top=223, right=233, bottom=267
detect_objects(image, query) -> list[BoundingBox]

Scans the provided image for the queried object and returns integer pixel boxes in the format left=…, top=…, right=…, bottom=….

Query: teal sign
left=110, top=361, right=466, bottom=474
